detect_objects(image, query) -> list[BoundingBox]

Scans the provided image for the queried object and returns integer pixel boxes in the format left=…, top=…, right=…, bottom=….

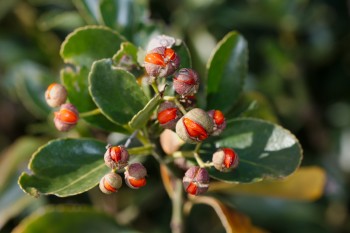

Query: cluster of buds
left=45, top=83, right=79, bottom=132
left=144, top=38, right=239, bottom=196
left=99, top=145, right=147, bottom=194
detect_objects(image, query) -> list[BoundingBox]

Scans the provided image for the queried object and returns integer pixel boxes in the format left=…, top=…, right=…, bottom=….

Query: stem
left=193, top=143, right=206, bottom=167
left=170, top=179, right=184, bottom=233
left=79, top=108, right=102, bottom=118
left=151, top=81, right=159, bottom=95
left=124, top=130, right=139, bottom=148
left=163, top=96, right=187, bottom=115
left=127, top=145, right=154, bottom=155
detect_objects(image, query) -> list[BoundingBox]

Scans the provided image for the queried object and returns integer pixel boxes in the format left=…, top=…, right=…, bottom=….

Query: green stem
left=170, top=179, right=184, bottom=233
left=79, top=108, right=102, bottom=118
left=151, top=81, right=159, bottom=95
left=163, top=96, right=187, bottom=115
left=127, top=145, right=154, bottom=156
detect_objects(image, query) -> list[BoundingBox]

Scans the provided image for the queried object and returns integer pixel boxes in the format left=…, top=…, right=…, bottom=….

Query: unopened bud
left=45, top=83, right=67, bottom=107
left=183, top=166, right=209, bottom=195
left=173, top=68, right=199, bottom=96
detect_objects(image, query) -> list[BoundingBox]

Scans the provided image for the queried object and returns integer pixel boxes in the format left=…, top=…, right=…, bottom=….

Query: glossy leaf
left=189, top=196, right=267, bottom=233
left=209, top=166, right=325, bottom=200
left=60, top=25, right=125, bottom=67
left=99, top=0, right=134, bottom=39
left=19, top=138, right=108, bottom=197
left=8, top=61, right=55, bottom=118
left=202, top=118, right=302, bottom=183
left=206, top=31, right=248, bottom=113
left=89, top=59, right=148, bottom=125
left=129, top=94, right=161, bottom=129
left=61, top=66, right=127, bottom=133
left=0, top=137, right=47, bottom=228
left=12, top=206, right=140, bottom=233
left=228, top=91, right=279, bottom=123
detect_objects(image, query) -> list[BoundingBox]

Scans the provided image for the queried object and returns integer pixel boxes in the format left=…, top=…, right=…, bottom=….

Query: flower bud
left=144, top=47, right=180, bottom=78
left=212, top=148, right=239, bottom=172
left=45, top=83, right=67, bottom=107
left=146, top=35, right=176, bottom=52
left=176, top=108, right=214, bottom=144
left=53, top=103, right=79, bottom=131
left=173, top=68, right=199, bottom=96
left=124, top=163, right=147, bottom=189
left=183, top=166, right=209, bottom=195
left=99, top=172, right=123, bottom=194
left=157, top=101, right=182, bottom=129
left=104, top=145, right=129, bottom=170
left=207, top=110, right=226, bottom=136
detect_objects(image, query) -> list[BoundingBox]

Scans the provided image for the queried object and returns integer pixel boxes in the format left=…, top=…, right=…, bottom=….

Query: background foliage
left=0, top=0, right=349, bottom=232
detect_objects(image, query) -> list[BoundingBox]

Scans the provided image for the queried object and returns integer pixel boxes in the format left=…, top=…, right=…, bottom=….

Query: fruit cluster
left=44, top=35, right=240, bottom=196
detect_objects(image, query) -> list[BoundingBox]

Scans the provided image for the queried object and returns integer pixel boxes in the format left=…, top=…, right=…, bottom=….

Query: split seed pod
left=104, top=145, right=129, bottom=170
left=207, top=110, right=226, bottom=136
left=183, top=166, right=209, bottom=195
left=144, top=47, right=180, bottom=78
left=212, top=148, right=239, bottom=172
left=99, top=172, right=123, bottom=194
left=53, top=103, right=79, bottom=131
left=176, top=108, right=214, bottom=144
left=124, top=163, right=147, bottom=189
left=157, top=101, right=182, bottom=129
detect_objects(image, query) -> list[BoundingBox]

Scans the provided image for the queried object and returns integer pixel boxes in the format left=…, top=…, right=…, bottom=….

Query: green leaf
left=19, top=138, right=108, bottom=197
left=37, top=11, right=84, bottom=31
left=7, top=61, right=55, bottom=118
left=202, top=118, right=302, bottom=183
left=60, top=25, right=125, bottom=67
left=227, top=91, right=279, bottom=123
left=129, top=94, right=161, bottom=129
left=12, top=206, right=140, bottom=233
left=173, top=40, right=192, bottom=69
left=99, top=0, right=134, bottom=39
left=112, top=42, right=143, bottom=77
left=206, top=31, right=248, bottom=113
left=89, top=59, right=148, bottom=125
left=61, top=66, right=127, bottom=133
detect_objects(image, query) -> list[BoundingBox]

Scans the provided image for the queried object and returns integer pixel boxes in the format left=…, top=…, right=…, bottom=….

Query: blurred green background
left=0, top=0, right=350, bottom=232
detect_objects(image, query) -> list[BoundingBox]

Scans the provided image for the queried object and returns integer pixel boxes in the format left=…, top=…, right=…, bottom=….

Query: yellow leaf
left=209, top=166, right=326, bottom=201
left=189, top=196, right=268, bottom=233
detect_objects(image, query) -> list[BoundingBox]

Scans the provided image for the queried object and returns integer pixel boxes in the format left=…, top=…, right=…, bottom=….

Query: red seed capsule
left=45, top=83, right=67, bottom=107
left=207, top=110, right=226, bottom=136
left=144, top=47, right=180, bottom=78
left=104, top=145, right=129, bottom=170
left=176, top=108, right=214, bottom=144
left=53, top=103, right=79, bottom=131
left=212, top=148, right=239, bottom=172
left=124, top=163, right=147, bottom=189
left=99, top=172, right=123, bottom=194
left=157, top=101, right=182, bottom=129
left=173, top=68, right=199, bottom=96
left=183, top=166, right=209, bottom=195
